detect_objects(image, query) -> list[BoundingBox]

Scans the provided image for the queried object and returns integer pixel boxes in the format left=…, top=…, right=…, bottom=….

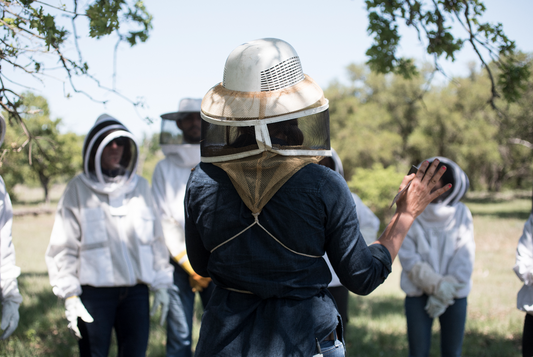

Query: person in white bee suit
left=0, top=114, right=23, bottom=340
left=184, top=38, right=451, bottom=357
left=398, top=157, right=474, bottom=357
left=319, top=149, right=380, bottom=333
left=45, top=115, right=173, bottom=357
left=513, top=209, right=533, bottom=357
left=152, top=98, right=214, bottom=357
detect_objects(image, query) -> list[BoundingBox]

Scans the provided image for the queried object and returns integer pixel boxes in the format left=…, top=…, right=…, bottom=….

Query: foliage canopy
left=1, top=0, right=152, bottom=165
left=365, top=0, right=530, bottom=107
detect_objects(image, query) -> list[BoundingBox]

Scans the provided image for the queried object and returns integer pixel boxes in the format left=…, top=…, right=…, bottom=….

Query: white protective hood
left=80, top=114, right=139, bottom=196
left=161, top=144, right=201, bottom=168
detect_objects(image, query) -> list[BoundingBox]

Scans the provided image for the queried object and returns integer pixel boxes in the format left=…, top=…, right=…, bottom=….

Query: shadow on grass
left=343, top=295, right=521, bottom=357
left=471, top=210, right=531, bottom=220
left=0, top=273, right=169, bottom=357
left=0, top=274, right=78, bottom=357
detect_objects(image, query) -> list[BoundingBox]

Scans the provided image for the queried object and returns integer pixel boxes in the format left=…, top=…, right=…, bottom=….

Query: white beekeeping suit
left=399, top=157, right=475, bottom=317
left=45, top=114, right=173, bottom=339
left=514, top=212, right=533, bottom=314
left=152, top=98, right=214, bottom=356
left=152, top=99, right=202, bottom=277
left=0, top=114, right=23, bottom=340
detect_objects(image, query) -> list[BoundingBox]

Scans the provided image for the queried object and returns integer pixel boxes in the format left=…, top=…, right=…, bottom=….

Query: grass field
left=0, top=187, right=531, bottom=356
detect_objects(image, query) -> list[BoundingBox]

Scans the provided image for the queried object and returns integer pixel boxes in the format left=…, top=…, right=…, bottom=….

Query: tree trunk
left=39, top=174, right=50, bottom=205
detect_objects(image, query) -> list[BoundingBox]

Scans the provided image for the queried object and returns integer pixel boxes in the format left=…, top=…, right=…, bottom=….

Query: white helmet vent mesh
left=260, top=56, right=304, bottom=92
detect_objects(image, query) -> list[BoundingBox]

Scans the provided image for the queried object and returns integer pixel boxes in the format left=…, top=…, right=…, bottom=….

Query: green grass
left=1, top=189, right=530, bottom=356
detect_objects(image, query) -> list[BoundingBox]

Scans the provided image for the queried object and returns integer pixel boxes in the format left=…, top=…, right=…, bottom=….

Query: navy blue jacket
left=185, top=162, right=391, bottom=356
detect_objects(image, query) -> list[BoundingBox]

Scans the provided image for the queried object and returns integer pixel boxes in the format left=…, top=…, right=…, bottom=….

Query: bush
left=348, top=163, right=407, bottom=225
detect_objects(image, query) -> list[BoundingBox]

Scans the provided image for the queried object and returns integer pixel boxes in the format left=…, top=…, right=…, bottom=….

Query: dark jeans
left=405, top=295, right=467, bottom=357
left=523, top=313, right=533, bottom=357
left=167, top=260, right=214, bottom=357
left=78, top=284, right=150, bottom=357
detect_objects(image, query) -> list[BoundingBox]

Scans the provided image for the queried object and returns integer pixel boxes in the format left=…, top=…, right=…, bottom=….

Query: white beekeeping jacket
left=0, top=176, right=22, bottom=305
left=151, top=144, right=200, bottom=268
left=45, top=115, right=173, bottom=299
left=399, top=202, right=475, bottom=298
left=514, top=213, right=533, bottom=314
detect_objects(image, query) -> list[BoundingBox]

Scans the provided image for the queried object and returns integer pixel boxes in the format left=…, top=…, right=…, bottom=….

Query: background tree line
left=328, top=54, right=533, bottom=222
left=0, top=91, right=161, bottom=203
left=1, top=54, right=532, bottom=222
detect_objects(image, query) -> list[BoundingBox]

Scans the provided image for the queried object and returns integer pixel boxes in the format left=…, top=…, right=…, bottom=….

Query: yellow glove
left=189, top=274, right=212, bottom=293
left=174, top=255, right=211, bottom=293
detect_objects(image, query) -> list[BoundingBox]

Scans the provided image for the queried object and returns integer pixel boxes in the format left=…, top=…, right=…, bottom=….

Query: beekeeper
left=398, top=157, right=474, bottom=357
left=152, top=98, right=214, bottom=356
left=0, top=114, right=23, bottom=340
left=319, top=149, right=380, bottom=333
left=513, top=210, right=533, bottom=357
left=185, top=38, right=449, bottom=356
left=45, top=115, right=173, bottom=356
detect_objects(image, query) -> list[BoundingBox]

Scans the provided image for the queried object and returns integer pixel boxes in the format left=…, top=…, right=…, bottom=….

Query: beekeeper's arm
left=514, top=213, right=533, bottom=285
left=45, top=191, right=93, bottom=339
left=151, top=163, right=210, bottom=292
left=0, top=181, right=22, bottom=340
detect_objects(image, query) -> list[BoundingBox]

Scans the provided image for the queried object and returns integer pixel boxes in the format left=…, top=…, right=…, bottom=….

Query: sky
left=4, top=0, right=533, bottom=140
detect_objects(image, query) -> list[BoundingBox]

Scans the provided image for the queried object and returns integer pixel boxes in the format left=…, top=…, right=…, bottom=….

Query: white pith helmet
left=160, top=98, right=202, bottom=121
left=159, top=98, right=202, bottom=147
left=200, top=38, right=331, bottom=162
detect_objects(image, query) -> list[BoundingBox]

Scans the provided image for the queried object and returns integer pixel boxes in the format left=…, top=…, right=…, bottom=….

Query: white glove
left=425, top=295, right=448, bottom=318
left=65, top=296, right=94, bottom=340
left=150, top=288, right=169, bottom=326
left=407, top=262, right=443, bottom=295
left=434, top=275, right=464, bottom=305
left=1, top=300, right=20, bottom=339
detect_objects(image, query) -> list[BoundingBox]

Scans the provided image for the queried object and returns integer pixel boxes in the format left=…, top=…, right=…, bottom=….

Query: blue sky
left=5, top=0, right=533, bottom=139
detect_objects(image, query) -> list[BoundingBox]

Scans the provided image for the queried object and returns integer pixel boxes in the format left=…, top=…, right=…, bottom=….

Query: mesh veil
left=214, top=151, right=320, bottom=214
left=202, top=109, right=329, bottom=213
left=160, top=118, right=185, bottom=145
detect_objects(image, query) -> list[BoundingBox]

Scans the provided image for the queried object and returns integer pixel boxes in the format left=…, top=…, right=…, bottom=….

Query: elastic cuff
left=368, top=244, right=392, bottom=278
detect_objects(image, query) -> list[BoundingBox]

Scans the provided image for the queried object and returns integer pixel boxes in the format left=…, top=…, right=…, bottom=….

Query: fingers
left=159, top=305, right=169, bottom=326
left=0, top=321, right=16, bottom=340
left=429, top=183, right=452, bottom=202
left=415, top=160, right=431, bottom=181
left=68, top=322, right=83, bottom=340
left=399, top=173, right=416, bottom=191
left=149, top=301, right=158, bottom=317
left=421, top=159, right=446, bottom=185
left=79, top=309, right=94, bottom=323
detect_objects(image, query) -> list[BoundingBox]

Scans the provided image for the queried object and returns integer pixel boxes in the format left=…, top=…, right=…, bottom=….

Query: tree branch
left=462, top=1, right=499, bottom=109
left=509, top=138, right=533, bottom=150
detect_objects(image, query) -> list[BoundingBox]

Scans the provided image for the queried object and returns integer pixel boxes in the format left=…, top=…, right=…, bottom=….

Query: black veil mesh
left=201, top=109, right=330, bottom=159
